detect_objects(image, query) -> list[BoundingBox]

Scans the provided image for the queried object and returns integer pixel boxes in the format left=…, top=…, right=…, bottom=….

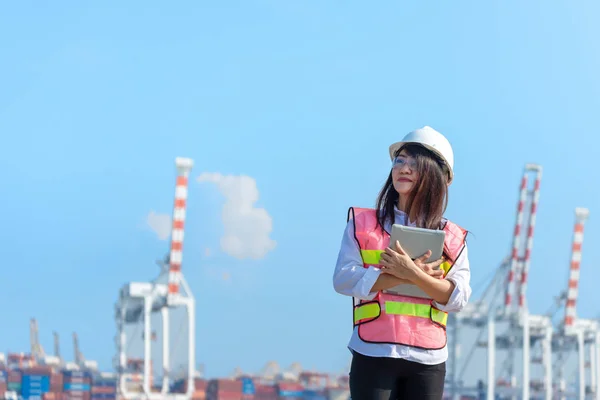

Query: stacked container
left=171, top=378, right=207, bottom=399
left=62, top=371, right=91, bottom=400
left=301, top=389, right=327, bottom=400
left=42, top=392, right=65, bottom=400
left=205, top=379, right=243, bottom=400
left=50, top=372, right=63, bottom=394
left=191, top=379, right=208, bottom=400
left=7, top=370, right=22, bottom=393
left=7, top=354, right=34, bottom=371
left=0, top=370, right=8, bottom=397
left=238, top=377, right=254, bottom=400
left=276, top=382, right=304, bottom=400
left=253, top=384, right=277, bottom=400
left=21, top=366, right=54, bottom=400
left=90, top=375, right=116, bottom=400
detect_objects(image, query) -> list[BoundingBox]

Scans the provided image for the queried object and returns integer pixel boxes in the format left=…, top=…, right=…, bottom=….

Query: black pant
left=349, top=351, right=446, bottom=400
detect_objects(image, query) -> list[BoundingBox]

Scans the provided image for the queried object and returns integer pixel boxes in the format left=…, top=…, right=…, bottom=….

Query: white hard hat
left=388, top=126, right=455, bottom=183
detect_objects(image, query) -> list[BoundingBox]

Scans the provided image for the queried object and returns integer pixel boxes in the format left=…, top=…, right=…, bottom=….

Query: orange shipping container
left=24, top=365, right=54, bottom=375
left=207, top=379, right=243, bottom=393
left=62, top=393, right=91, bottom=400
left=8, top=371, right=22, bottom=382
left=91, top=386, right=116, bottom=394
left=177, top=378, right=208, bottom=392
left=191, top=390, right=207, bottom=400
left=43, top=392, right=57, bottom=400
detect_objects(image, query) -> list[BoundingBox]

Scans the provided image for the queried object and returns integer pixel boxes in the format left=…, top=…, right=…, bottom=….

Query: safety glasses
left=392, top=155, right=417, bottom=170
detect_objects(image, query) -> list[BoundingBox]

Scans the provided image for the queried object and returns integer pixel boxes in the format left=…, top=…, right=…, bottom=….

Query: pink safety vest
left=349, top=206, right=467, bottom=350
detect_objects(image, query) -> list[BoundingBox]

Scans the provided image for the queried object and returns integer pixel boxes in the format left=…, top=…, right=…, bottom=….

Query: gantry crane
left=115, top=157, right=196, bottom=400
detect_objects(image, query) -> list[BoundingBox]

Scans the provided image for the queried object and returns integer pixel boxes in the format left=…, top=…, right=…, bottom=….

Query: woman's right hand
left=413, top=250, right=445, bottom=279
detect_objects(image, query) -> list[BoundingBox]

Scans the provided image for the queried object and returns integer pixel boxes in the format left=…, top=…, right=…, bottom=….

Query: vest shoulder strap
left=347, top=207, right=381, bottom=238
left=442, top=219, right=468, bottom=263
left=347, top=206, right=377, bottom=223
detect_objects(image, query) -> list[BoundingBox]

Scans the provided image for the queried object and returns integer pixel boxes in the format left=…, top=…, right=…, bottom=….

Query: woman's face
left=391, top=149, right=419, bottom=197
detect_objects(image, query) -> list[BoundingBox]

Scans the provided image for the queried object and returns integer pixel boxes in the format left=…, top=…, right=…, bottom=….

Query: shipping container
left=23, top=366, right=54, bottom=375
left=21, top=374, right=51, bottom=399
left=63, top=377, right=92, bottom=385
left=301, top=389, right=327, bottom=400
left=208, top=379, right=242, bottom=393
left=206, top=379, right=244, bottom=400
left=62, top=393, right=91, bottom=400
left=276, top=382, right=304, bottom=399
left=43, top=392, right=65, bottom=400
left=191, top=392, right=206, bottom=400
left=237, top=378, right=255, bottom=395
left=206, top=393, right=243, bottom=400
left=253, top=384, right=277, bottom=400
left=90, top=378, right=117, bottom=388
left=91, top=386, right=116, bottom=395
left=62, top=371, right=92, bottom=380
left=89, top=393, right=116, bottom=400
left=51, top=372, right=64, bottom=393
left=171, top=378, right=208, bottom=393
left=8, top=371, right=22, bottom=383
left=64, top=383, right=91, bottom=391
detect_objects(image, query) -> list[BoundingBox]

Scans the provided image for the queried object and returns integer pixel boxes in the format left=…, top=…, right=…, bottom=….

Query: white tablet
left=383, top=224, right=446, bottom=299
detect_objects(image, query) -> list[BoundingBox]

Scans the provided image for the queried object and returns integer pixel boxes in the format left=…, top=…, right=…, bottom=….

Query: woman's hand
left=413, top=250, right=445, bottom=279
left=380, top=241, right=445, bottom=281
left=379, top=240, right=420, bottom=280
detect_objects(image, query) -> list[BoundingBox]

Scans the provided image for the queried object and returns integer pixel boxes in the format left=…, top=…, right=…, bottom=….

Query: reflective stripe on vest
left=360, top=249, right=453, bottom=275
left=354, top=301, right=448, bottom=326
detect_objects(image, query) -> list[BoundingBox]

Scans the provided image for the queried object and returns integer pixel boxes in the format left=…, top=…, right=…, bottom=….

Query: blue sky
left=1, top=0, right=600, bottom=385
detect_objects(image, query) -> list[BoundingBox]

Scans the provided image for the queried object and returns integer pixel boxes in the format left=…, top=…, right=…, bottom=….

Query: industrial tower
left=114, top=157, right=196, bottom=400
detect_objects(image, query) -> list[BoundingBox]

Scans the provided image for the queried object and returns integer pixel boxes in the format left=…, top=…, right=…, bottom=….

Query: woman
left=333, top=126, right=471, bottom=400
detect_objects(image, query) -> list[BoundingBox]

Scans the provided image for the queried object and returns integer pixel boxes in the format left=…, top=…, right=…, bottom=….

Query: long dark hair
left=375, top=143, right=450, bottom=232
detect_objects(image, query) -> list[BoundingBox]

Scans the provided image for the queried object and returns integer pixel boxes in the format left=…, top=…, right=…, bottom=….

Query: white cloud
left=197, top=173, right=276, bottom=260
left=146, top=211, right=172, bottom=241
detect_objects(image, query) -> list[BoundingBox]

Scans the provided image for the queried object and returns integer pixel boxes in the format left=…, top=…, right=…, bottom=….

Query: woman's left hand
left=379, top=240, right=420, bottom=280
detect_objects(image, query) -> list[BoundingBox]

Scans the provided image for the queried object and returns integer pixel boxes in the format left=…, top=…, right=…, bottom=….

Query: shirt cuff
left=432, top=277, right=461, bottom=312
left=360, top=266, right=382, bottom=301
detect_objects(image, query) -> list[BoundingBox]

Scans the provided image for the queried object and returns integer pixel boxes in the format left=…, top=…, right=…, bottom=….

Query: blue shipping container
left=64, top=383, right=91, bottom=391
left=22, top=375, right=50, bottom=383
left=241, top=377, right=255, bottom=395
left=280, top=390, right=303, bottom=397
left=63, top=370, right=93, bottom=379
left=92, top=380, right=117, bottom=388
left=302, top=389, right=328, bottom=400
left=21, top=375, right=50, bottom=399
left=91, top=394, right=117, bottom=399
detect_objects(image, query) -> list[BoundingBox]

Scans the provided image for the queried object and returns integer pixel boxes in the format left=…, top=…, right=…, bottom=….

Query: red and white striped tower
left=504, top=171, right=529, bottom=314
left=517, top=164, right=542, bottom=315
left=563, top=207, right=590, bottom=334
left=167, top=157, right=194, bottom=305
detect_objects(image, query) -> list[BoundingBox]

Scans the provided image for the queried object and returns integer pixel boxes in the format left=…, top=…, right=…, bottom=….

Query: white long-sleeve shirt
left=332, top=206, right=471, bottom=365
